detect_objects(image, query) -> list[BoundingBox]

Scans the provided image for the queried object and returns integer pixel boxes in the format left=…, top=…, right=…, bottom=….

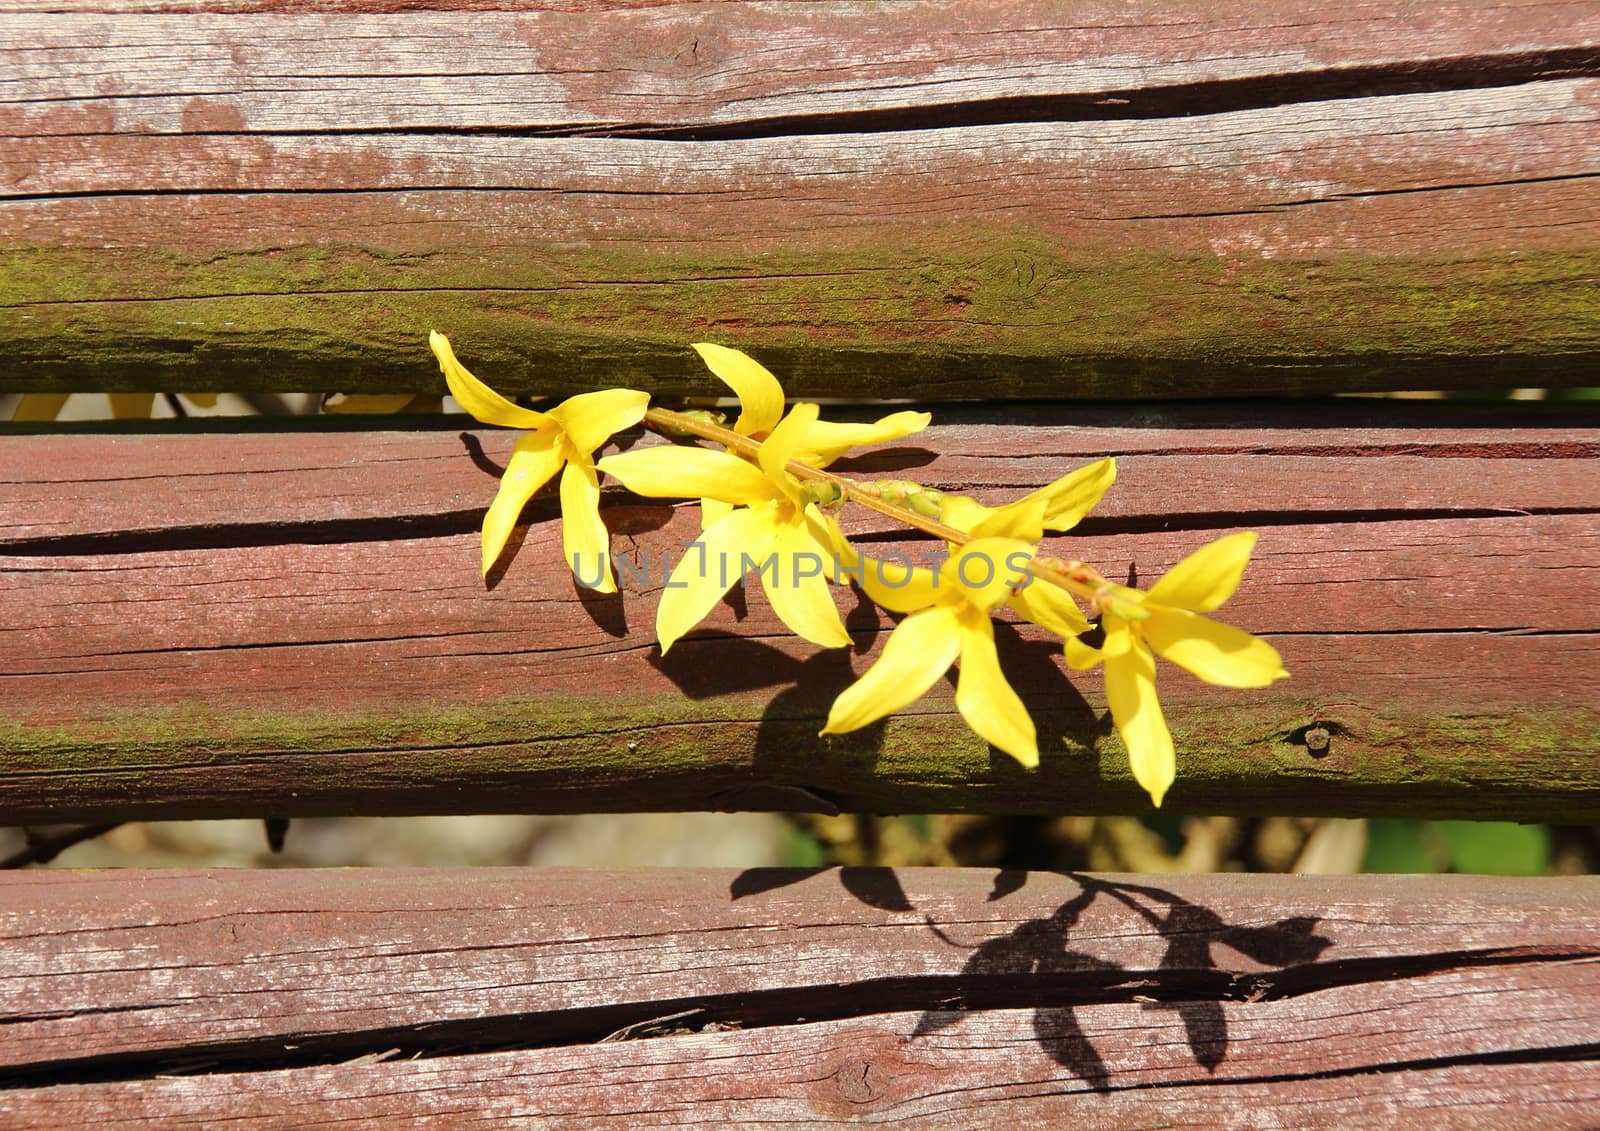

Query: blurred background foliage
left=4, top=388, right=1592, bottom=878
left=782, top=814, right=1590, bottom=877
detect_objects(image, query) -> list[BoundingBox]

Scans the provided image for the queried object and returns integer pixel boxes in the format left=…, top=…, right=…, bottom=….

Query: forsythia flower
left=693, top=343, right=931, bottom=466
left=941, top=456, right=1118, bottom=540
left=430, top=331, right=649, bottom=592
left=598, top=401, right=851, bottom=653
left=822, top=537, right=1042, bottom=768
left=936, top=458, right=1119, bottom=640
left=691, top=343, right=930, bottom=528
left=1064, top=531, right=1289, bottom=808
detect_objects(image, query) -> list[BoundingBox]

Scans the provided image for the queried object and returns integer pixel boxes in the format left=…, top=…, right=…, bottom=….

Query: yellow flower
left=693, top=342, right=931, bottom=465
left=597, top=401, right=852, bottom=653
left=429, top=331, right=649, bottom=592
left=822, top=537, right=1042, bottom=768
left=935, top=457, right=1118, bottom=641
left=941, top=456, right=1118, bottom=541
left=690, top=343, right=930, bottom=528
left=1064, top=531, right=1289, bottom=808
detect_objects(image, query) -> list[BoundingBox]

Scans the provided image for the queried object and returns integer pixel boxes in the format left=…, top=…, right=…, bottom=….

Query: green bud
left=907, top=487, right=946, bottom=518
left=872, top=480, right=946, bottom=519
left=801, top=480, right=846, bottom=509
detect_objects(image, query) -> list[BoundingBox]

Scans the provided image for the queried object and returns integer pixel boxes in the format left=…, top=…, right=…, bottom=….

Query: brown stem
left=642, top=406, right=1107, bottom=602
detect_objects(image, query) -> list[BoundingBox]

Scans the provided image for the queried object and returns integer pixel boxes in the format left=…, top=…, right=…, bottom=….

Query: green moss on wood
left=2, top=692, right=1595, bottom=825
left=3, top=226, right=1596, bottom=397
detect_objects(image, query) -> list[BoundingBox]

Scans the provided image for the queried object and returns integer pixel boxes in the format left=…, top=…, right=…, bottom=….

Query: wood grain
left=3, top=403, right=1597, bottom=823
left=5, top=400, right=1599, bottom=546
left=3, top=1, right=1597, bottom=396
left=9, top=1, right=1594, bottom=132
left=1, top=868, right=1596, bottom=1126
left=11, top=1042, right=1595, bottom=1129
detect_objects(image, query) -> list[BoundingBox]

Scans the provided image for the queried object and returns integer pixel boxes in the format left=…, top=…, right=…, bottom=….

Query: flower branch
left=430, top=332, right=1288, bottom=808
left=643, top=404, right=1111, bottom=605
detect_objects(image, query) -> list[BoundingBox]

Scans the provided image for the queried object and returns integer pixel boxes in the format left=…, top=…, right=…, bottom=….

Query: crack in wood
left=1114, top=171, right=1600, bottom=221
left=926, top=1041, right=1600, bottom=1104
left=618, top=50, right=1600, bottom=140
left=0, top=510, right=484, bottom=556
left=12, top=46, right=1584, bottom=144
left=2, top=947, right=1591, bottom=1090
left=8, top=171, right=1597, bottom=209
left=0, top=1003, right=172, bottom=1025
left=4, top=503, right=1595, bottom=558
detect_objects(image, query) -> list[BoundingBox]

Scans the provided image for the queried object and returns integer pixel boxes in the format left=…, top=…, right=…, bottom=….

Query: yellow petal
left=956, top=457, right=1114, bottom=540
left=1104, top=634, right=1175, bottom=807
left=760, top=521, right=851, bottom=648
left=598, top=446, right=774, bottom=504
left=430, top=331, right=551, bottom=430
left=692, top=342, right=785, bottom=437
left=938, top=495, right=991, bottom=533
left=1064, top=632, right=1105, bottom=670
left=559, top=461, right=615, bottom=593
left=701, top=497, right=734, bottom=531
left=807, top=504, right=851, bottom=562
left=795, top=411, right=933, bottom=467
left=821, top=510, right=937, bottom=613
left=480, top=429, right=564, bottom=576
left=758, top=402, right=818, bottom=505
left=841, top=544, right=940, bottom=614
left=1142, top=606, right=1289, bottom=688
left=1038, top=457, right=1117, bottom=532
left=1147, top=530, right=1258, bottom=613
left=821, top=606, right=962, bottom=735
left=1102, top=616, right=1135, bottom=657
left=656, top=504, right=780, bottom=654
left=548, top=387, right=649, bottom=457
left=1008, top=576, right=1090, bottom=638
left=940, top=537, right=1034, bottom=612
left=954, top=609, right=1039, bottom=767
left=968, top=492, right=1050, bottom=542
left=802, top=506, right=844, bottom=581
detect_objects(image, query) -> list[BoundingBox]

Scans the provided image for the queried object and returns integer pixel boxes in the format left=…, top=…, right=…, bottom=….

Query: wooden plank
left=3, top=2, right=1597, bottom=397
left=2, top=407, right=1597, bottom=823
left=9, top=1, right=1593, bottom=132
left=9, top=1039, right=1595, bottom=1129
left=5, top=400, right=1599, bottom=546
left=1, top=868, right=1596, bottom=1126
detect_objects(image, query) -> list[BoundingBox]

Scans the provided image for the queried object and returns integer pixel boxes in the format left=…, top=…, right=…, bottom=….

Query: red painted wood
left=1, top=407, right=1596, bottom=822
left=1, top=868, right=1595, bottom=1126
left=8, top=1039, right=1593, bottom=1128
left=3, top=513, right=1596, bottom=701
left=7, top=1, right=1592, bottom=133
left=5, top=404, right=1598, bottom=545
left=3, top=2, right=1596, bottom=396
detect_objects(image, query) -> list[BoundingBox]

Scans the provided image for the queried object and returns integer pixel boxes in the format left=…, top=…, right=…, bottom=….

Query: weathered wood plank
left=3, top=406, right=1596, bottom=822
left=4, top=400, right=1598, bottom=545
left=10, top=1039, right=1596, bottom=1129
left=3, top=2, right=1597, bottom=396
left=9, top=0, right=1593, bottom=132
left=1, top=869, right=1596, bottom=1126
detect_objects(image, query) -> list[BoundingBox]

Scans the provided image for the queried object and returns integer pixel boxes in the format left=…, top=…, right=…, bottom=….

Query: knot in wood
left=835, top=1060, right=880, bottom=1105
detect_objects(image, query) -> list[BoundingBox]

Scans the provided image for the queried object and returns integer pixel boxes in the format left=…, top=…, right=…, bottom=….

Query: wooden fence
left=3, top=1, right=1598, bottom=1124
